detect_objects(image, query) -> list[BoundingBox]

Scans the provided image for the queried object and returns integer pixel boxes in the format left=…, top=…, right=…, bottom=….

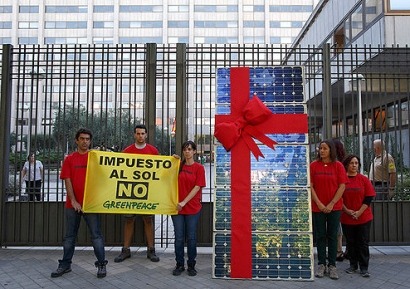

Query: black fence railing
left=1, top=44, right=410, bottom=246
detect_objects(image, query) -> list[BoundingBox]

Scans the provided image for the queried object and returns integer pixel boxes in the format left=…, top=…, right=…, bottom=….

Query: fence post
left=322, top=43, right=332, bottom=139
left=175, top=43, right=187, bottom=156
left=145, top=43, right=157, bottom=145
left=0, top=44, right=13, bottom=246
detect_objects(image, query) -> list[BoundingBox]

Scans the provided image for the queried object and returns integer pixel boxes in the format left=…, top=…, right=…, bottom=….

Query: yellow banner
left=83, top=150, right=179, bottom=215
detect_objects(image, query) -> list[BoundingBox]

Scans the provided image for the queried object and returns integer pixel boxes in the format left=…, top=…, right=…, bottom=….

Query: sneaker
left=95, top=260, right=108, bottom=278
left=360, top=270, right=370, bottom=278
left=147, top=247, right=160, bottom=262
left=187, top=266, right=197, bottom=276
left=172, top=265, right=185, bottom=276
left=51, top=266, right=71, bottom=278
left=345, top=266, right=357, bottom=274
left=328, top=265, right=339, bottom=280
left=315, top=264, right=326, bottom=278
left=114, top=248, right=131, bottom=263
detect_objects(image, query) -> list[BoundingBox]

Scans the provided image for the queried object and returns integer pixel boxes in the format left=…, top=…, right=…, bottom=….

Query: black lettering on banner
left=116, top=181, right=149, bottom=200
left=109, top=169, right=127, bottom=179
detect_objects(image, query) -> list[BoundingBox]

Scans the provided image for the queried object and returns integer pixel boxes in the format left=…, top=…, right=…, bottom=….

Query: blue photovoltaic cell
left=216, top=66, right=305, bottom=104
left=213, top=66, right=312, bottom=280
left=213, top=232, right=313, bottom=279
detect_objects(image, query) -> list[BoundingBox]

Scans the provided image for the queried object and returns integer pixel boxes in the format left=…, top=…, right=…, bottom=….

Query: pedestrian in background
left=20, top=152, right=43, bottom=201
left=369, top=139, right=396, bottom=200
left=172, top=141, right=206, bottom=276
left=342, top=154, right=375, bottom=278
left=310, top=139, right=348, bottom=280
left=51, top=128, right=107, bottom=278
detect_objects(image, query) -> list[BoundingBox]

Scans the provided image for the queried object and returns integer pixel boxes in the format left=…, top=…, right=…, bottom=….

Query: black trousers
left=342, top=221, right=372, bottom=271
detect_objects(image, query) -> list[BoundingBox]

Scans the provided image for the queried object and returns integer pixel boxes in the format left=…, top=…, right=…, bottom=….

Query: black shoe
left=336, top=252, right=344, bottom=262
left=51, top=266, right=71, bottom=278
left=95, top=260, right=108, bottom=278
left=147, top=247, right=160, bottom=262
left=187, top=266, right=197, bottom=276
left=172, top=265, right=185, bottom=276
left=360, top=270, right=370, bottom=278
left=114, top=248, right=131, bottom=263
left=345, top=266, right=357, bottom=274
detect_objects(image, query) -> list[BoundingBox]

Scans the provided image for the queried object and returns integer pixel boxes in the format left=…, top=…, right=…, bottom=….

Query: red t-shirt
left=310, top=160, right=348, bottom=212
left=60, top=151, right=89, bottom=208
left=178, top=162, right=206, bottom=215
left=341, top=173, right=376, bottom=225
left=122, top=143, right=159, bottom=155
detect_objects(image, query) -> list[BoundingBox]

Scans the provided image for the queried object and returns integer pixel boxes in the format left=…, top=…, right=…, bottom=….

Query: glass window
left=194, top=21, right=237, bottom=28
left=0, top=37, right=12, bottom=44
left=93, top=5, right=114, bottom=13
left=0, top=6, right=12, bottom=13
left=45, top=21, right=87, bottom=29
left=0, top=21, right=12, bottom=29
left=119, top=37, right=163, bottom=43
left=351, top=4, right=363, bottom=39
left=119, top=5, right=162, bottom=12
left=243, top=21, right=264, bottom=28
left=270, top=21, right=280, bottom=28
left=168, top=5, right=189, bottom=12
left=168, top=21, right=189, bottom=28
left=94, top=21, right=114, bottom=28
left=19, top=6, right=39, bottom=13
left=269, top=5, right=312, bottom=12
left=45, top=6, right=88, bottom=13
left=18, top=22, right=38, bottom=29
left=18, top=37, right=38, bottom=44
left=365, top=0, right=382, bottom=25
left=388, top=0, right=410, bottom=10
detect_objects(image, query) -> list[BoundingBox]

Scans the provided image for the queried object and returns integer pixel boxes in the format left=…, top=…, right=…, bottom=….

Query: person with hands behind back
left=171, top=141, right=206, bottom=277
left=310, top=139, right=348, bottom=280
left=341, top=154, right=375, bottom=278
left=51, top=128, right=108, bottom=279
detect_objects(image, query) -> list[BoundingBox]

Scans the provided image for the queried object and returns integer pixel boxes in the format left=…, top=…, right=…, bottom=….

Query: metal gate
left=1, top=43, right=410, bottom=246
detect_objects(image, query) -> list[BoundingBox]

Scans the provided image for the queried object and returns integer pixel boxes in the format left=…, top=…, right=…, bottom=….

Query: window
left=19, top=6, right=39, bottom=13
left=94, top=21, right=114, bottom=28
left=365, top=0, right=382, bottom=25
left=168, top=5, right=189, bottom=12
left=45, top=6, right=87, bottom=13
left=18, top=37, right=38, bottom=44
left=387, top=0, right=410, bottom=11
left=120, top=21, right=162, bottom=28
left=194, top=5, right=237, bottom=12
left=119, top=5, right=162, bottom=12
left=18, top=22, right=38, bottom=29
left=243, top=5, right=264, bottom=12
left=351, top=4, right=364, bottom=39
left=119, top=37, right=163, bottom=43
left=45, top=21, right=87, bottom=29
left=269, top=5, right=312, bottom=12
left=0, top=21, right=12, bottom=29
left=0, top=6, right=12, bottom=13
left=0, top=37, right=11, bottom=44
left=93, top=5, right=114, bottom=13
left=243, top=21, right=265, bottom=28
left=168, top=21, right=189, bottom=28
left=195, top=21, right=237, bottom=28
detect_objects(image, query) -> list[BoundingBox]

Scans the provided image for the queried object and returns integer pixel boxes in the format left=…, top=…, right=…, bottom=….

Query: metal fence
left=1, top=43, right=410, bottom=246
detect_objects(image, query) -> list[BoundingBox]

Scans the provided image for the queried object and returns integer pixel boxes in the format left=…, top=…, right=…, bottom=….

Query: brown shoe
left=114, top=248, right=131, bottom=263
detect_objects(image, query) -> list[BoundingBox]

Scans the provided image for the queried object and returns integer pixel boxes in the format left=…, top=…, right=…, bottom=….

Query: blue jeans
left=171, top=211, right=201, bottom=267
left=59, top=208, right=106, bottom=268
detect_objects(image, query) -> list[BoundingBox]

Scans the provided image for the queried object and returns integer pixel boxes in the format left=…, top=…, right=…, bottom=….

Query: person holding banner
left=51, top=128, right=108, bottom=278
left=310, top=139, right=348, bottom=280
left=114, top=124, right=160, bottom=263
left=171, top=141, right=206, bottom=276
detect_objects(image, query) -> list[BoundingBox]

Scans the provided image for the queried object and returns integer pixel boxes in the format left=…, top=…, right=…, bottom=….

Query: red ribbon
left=214, top=67, right=308, bottom=278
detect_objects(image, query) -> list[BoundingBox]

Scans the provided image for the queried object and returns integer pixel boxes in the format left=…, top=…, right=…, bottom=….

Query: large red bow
left=214, top=96, right=277, bottom=160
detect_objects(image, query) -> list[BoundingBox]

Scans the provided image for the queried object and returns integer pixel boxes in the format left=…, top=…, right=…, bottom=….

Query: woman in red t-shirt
left=341, top=154, right=376, bottom=278
left=171, top=141, right=206, bottom=277
left=310, top=139, right=348, bottom=280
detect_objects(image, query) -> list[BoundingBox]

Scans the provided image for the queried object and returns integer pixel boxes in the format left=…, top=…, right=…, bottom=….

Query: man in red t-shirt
left=114, top=124, right=160, bottom=263
left=51, top=128, right=107, bottom=278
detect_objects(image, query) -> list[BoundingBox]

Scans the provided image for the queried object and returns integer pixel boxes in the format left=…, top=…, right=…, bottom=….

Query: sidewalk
left=1, top=246, right=410, bottom=289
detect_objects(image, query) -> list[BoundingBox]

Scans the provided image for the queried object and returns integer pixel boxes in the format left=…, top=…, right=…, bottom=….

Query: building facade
left=1, top=0, right=318, bottom=46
